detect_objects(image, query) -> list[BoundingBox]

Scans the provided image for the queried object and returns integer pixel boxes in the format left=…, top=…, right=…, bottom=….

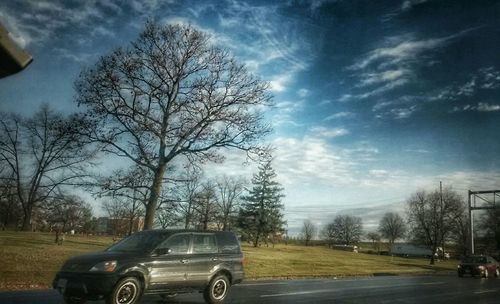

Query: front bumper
left=53, top=272, right=119, bottom=299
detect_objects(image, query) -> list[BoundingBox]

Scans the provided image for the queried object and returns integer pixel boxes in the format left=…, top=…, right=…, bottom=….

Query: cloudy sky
left=1, top=0, right=499, bottom=234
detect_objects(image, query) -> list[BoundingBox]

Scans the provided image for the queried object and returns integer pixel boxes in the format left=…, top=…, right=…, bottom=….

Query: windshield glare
left=106, top=232, right=171, bottom=253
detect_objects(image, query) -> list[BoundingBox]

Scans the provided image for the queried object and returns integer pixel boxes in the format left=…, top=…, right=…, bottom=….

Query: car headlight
left=478, top=265, right=485, bottom=271
left=90, top=261, right=117, bottom=272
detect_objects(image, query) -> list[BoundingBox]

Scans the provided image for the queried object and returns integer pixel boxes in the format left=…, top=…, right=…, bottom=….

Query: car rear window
left=216, top=232, right=242, bottom=254
left=462, top=256, right=487, bottom=264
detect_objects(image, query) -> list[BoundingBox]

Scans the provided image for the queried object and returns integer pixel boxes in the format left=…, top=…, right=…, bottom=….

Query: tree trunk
left=21, top=206, right=32, bottom=231
left=429, top=245, right=436, bottom=265
left=184, top=204, right=192, bottom=229
left=128, top=215, right=134, bottom=235
left=144, top=164, right=166, bottom=230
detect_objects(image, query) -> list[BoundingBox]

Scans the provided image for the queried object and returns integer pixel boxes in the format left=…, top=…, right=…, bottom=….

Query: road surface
left=1, top=275, right=499, bottom=304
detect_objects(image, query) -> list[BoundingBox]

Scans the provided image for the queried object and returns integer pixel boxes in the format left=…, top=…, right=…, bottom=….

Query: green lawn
left=0, top=231, right=457, bottom=291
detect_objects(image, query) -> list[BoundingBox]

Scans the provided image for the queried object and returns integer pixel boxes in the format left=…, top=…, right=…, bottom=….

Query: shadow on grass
left=373, top=272, right=399, bottom=276
left=394, top=262, right=451, bottom=272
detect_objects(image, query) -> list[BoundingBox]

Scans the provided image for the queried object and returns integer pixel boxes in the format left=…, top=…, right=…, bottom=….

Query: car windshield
left=106, top=232, right=171, bottom=253
left=462, top=256, right=487, bottom=264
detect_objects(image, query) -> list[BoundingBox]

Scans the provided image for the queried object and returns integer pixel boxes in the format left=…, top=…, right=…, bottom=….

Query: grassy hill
left=0, top=231, right=457, bottom=291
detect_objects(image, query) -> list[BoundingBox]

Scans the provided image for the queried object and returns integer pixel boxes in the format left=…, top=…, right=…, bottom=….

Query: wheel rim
left=212, top=278, right=227, bottom=300
left=116, top=282, right=137, bottom=304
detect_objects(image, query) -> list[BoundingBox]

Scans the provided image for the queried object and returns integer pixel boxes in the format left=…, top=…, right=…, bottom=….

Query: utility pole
left=440, top=181, right=444, bottom=259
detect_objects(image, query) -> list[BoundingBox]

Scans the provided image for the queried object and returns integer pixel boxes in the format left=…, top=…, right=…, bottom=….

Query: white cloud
left=390, top=105, right=418, bottom=119
left=431, top=67, right=500, bottom=102
left=324, top=111, right=354, bottom=121
left=297, top=88, right=309, bottom=98
left=401, top=0, right=430, bottom=12
left=452, top=102, right=500, bottom=113
left=344, top=29, right=479, bottom=106
left=477, top=102, right=500, bottom=112
left=358, top=69, right=410, bottom=87
left=310, top=126, right=349, bottom=138
left=348, top=35, right=451, bottom=71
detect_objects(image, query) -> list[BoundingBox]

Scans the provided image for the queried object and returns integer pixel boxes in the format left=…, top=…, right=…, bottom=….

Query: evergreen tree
left=238, top=160, right=285, bottom=247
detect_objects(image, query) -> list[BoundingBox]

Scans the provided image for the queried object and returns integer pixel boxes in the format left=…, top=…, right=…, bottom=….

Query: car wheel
left=495, top=268, right=500, bottom=278
left=106, top=277, right=142, bottom=304
left=483, top=270, right=488, bottom=278
left=203, top=274, right=230, bottom=304
left=63, top=296, right=86, bottom=304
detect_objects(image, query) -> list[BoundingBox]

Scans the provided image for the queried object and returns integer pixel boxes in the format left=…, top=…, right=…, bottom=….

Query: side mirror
left=154, top=248, right=172, bottom=255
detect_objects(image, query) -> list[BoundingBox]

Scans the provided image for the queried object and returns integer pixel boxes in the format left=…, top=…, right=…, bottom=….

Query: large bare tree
left=406, top=188, right=463, bottom=264
left=75, top=22, right=271, bottom=229
left=378, top=212, right=406, bottom=252
left=322, top=215, right=363, bottom=246
left=301, top=219, right=317, bottom=246
left=0, top=106, right=93, bottom=231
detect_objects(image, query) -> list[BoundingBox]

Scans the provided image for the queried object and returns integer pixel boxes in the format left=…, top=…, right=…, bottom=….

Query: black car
left=457, top=255, right=500, bottom=278
left=53, top=230, right=245, bottom=304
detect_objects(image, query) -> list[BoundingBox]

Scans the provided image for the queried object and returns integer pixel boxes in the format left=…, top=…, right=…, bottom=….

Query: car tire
left=203, top=274, right=230, bottom=304
left=483, top=270, right=488, bottom=278
left=63, top=296, right=86, bottom=304
left=105, top=277, right=142, bottom=304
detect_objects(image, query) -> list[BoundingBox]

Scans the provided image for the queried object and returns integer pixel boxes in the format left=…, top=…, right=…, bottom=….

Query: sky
left=1, top=0, right=499, bottom=235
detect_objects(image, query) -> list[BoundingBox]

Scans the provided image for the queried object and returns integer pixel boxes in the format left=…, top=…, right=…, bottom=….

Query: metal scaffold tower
left=469, top=190, right=500, bottom=254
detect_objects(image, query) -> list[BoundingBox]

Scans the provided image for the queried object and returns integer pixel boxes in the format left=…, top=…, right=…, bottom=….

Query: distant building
left=96, top=216, right=144, bottom=236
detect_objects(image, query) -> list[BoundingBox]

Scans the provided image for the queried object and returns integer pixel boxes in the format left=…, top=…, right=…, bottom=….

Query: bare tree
left=378, top=212, right=406, bottom=252
left=301, top=219, right=317, bottom=246
left=192, top=182, right=219, bottom=231
left=0, top=171, right=22, bottom=230
left=43, top=193, right=93, bottom=243
left=366, top=231, right=381, bottom=252
left=215, top=175, right=245, bottom=231
left=0, top=106, right=93, bottom=231
left=322, top=215, right=363, bottom=246
left=449, top=199, right=469, bottom=257
left=406, top=188, right=463, bottom=265
left=75, top=22, right=272, bottom=229
left=176, top=167, right=202, bottom=229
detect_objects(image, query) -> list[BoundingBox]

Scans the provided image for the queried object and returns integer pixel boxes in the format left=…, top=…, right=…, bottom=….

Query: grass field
left=0, top=231, right=458, bottom=291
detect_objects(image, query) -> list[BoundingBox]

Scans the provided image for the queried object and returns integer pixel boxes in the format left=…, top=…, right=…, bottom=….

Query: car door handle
left=180, top=259, right=189, bottom=264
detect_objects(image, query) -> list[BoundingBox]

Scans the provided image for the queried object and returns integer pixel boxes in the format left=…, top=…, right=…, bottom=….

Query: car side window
left=158, top=234, right=191, bottom=254
left=192, top=234, right=218, bottom=254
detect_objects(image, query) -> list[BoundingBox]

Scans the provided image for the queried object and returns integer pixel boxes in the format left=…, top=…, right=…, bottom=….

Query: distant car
left=53, top=230, right=245, bottom=304
left=457, top=255, right=499, bottom=278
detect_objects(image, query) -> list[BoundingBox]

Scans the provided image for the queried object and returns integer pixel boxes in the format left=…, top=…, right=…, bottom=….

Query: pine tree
left=238, top=160, right=285, bottom=247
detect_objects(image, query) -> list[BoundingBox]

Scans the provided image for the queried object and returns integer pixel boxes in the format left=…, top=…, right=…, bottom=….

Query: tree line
left=300, top=187, right=500, bottom=264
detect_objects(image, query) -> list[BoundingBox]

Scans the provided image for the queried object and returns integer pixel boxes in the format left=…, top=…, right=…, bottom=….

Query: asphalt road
left=1, top=275, right=499, bottom=304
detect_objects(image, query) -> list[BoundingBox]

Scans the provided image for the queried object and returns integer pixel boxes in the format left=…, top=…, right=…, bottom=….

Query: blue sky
left=1, top=0, right=499, bottom=233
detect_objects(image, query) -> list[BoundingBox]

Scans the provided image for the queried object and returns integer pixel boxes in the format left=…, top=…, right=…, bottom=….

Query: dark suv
left=53, top=230, right=245, bottom=304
